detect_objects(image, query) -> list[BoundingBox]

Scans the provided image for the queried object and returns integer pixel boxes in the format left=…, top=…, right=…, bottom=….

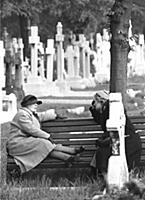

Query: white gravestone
left=46, top=39, right=55, bottom=82
left=84, top=41, right=91, bottom=79
left=65, top=45, right=74, bottom=78
left=55, top=22, right=64, bottom=81
left=79, top=34, right=86, bottom=78
left=18, top=38, right=24, bottom=85
left=0, top=93, right=17, bottom=123
left=73, top=44, right=80, bottom=78
left=55, top=22, right=70, bottom=94
left=29, top=26, right=40, bottom=79
left=106, top=93, right=129, bottom=189
left=38, top=42, right=45, bottom=79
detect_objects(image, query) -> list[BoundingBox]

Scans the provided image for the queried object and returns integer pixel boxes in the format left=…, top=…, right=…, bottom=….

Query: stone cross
left=89, top=32, right=94, bottom=50
left=95, top=33, right=102, bottom=73
left=84, top=41, right=91, bottom=79
left=55, top=22, right=64, bottom=81
left=65, top=44, right=74, bottom=78
left=17, top=38, right=24, bottom=85
left=38, top=42, right=45, bottom=79
left=46, top=39, right=55, bottom=82
left=138, top=34, right=145, bottom=70
left=29, top=26, right=40, bottom=77
left=106, top=93, right=129, bottom=189
left=73, top=44, right=80, bottom=77
left=12, top=38, right=18, bottom=53
left=79, top=34, right=86, bottom=78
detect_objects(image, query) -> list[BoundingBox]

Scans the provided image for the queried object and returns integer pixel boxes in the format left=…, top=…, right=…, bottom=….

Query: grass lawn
left=37, top=75, right=145, bottom=117
left=1, top=75, right=145, bottom=199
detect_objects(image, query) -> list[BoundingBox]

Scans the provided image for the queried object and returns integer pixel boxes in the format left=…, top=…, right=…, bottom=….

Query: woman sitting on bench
left=89, top=91, right=141, bottom=176
left=6, top=95, right=84, bottom=174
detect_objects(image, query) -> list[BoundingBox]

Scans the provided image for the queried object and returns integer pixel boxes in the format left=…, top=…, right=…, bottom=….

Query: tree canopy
left=1, top=0, right=145, bottom=43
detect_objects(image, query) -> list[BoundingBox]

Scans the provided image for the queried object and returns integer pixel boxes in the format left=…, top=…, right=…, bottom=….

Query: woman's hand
left=48, top=136, right=54, bottom=144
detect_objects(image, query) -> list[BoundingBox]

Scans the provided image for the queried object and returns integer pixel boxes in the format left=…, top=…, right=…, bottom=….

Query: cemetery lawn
left=2, top=75, right=145, bottom=199
left=38, top=75, right=145, bottom=117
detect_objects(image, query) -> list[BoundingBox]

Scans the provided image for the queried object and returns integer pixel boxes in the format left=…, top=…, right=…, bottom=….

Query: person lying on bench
left=89, top=91, right=141, bottom=176
left=6, top=94, right=85, bottom=175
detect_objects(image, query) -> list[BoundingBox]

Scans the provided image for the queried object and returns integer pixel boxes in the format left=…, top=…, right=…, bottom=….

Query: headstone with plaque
left=106, top=93, right=129, bottom=189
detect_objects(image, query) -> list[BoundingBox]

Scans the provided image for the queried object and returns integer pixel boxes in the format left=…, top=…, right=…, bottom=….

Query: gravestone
left=38, top=42, right=45, bottom=79
left=65, top=36, right=86, bottom=89
left=95, top=30, right=110, bottom=83
left=79, top=34, right=86, bottom=78
left=106, top=93, right=129, bottom=189
left=55, top=22, right=64, bottom=81
left=28, top=26, right=40, bottom=82
left=73, top=44, right=80, bottom=78
left=84, top=41, right=91, bottom=79
left=136, top=34, right=145, bottom=75
left=46, top=39, right=55, bottom=82
left=55, top=22, right=70, bottom=94
left=24, top=26, right=49, bottom=96
left=65, top=44, right=74, bottom=78
left=1, top=93, right=17, bottom=123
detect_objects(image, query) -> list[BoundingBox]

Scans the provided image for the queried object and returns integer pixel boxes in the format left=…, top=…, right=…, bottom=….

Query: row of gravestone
left=0, top=22, right=101, bottom=97
left=1, top=21, right=145, bottom=122
left=2, top=21, right=145, bottom=97
left=0, top=23, right=96, bottom=122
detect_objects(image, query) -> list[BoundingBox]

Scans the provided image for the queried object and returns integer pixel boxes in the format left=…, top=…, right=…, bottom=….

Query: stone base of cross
left=106, top=93, right=129, bottom=189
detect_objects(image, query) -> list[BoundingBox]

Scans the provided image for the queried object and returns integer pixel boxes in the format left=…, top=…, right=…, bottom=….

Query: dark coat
left=89, top=100, right=142, bottom=171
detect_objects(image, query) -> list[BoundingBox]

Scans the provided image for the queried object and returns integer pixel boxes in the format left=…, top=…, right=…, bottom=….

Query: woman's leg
left=54, top=144, right=85, bottom=155
left=49, top=149, right=72, bottom=161
left=49, top=145, right=81, bottom=167
left=54, top=144, right=76, bottom=154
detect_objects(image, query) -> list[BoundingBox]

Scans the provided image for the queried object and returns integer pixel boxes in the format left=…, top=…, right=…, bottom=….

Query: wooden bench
left=1, top=116, right=145, bottom=184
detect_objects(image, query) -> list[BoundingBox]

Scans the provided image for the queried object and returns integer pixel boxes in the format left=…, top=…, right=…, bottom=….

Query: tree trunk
left=19, top=15, right=30, bottom=60
left=110, top=0, right=133, bottom=105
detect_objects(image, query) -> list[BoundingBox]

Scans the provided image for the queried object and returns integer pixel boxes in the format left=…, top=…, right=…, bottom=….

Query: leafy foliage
left=1, top=0, right=145, bottom=48
left=1, top=0, right=114, bottom=42
left=2, top=0, right=43, bottom=17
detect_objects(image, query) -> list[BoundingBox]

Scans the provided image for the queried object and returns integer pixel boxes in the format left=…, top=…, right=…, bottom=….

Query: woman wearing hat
left=6, top=95, right=84, bottom=174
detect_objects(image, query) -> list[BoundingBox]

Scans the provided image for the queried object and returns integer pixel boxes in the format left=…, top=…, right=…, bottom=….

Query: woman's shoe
left=65, top=155, right=80, bottom=168
left=75, top=146, right=85, bottom=154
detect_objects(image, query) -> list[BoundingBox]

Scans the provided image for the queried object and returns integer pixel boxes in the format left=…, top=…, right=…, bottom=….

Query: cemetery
left=0, top=21, right=145, bottom=123
left=1, top=5, right=145, bottom=200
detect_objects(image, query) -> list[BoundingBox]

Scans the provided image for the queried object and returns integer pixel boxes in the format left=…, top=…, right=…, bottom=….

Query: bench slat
left=51, top=132, right=101, bottom=139
left=6, top=116, right=145, bottom=177
left=42, top=124, right=145, bottom=133
left=41, top=116, right=145, bottom=127
left=43, top=125, right=102, bottom=133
